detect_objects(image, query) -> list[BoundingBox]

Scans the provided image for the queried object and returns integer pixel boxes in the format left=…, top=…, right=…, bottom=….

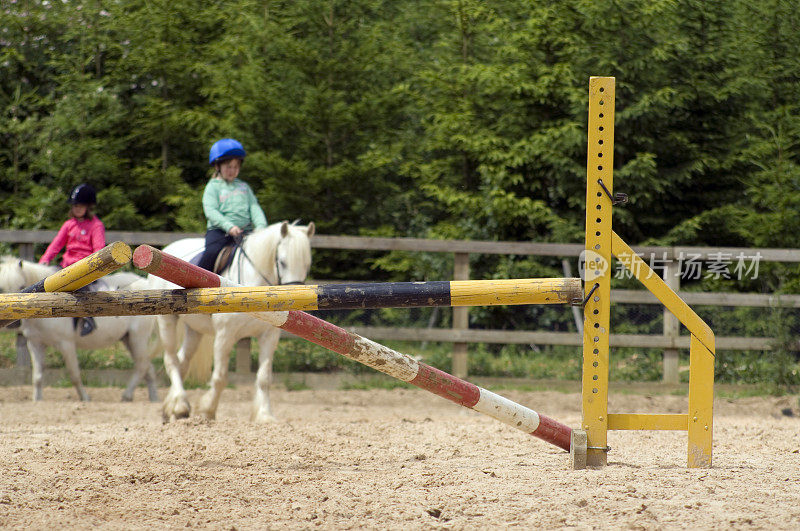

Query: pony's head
left=0, top=256, right=57, bottom=293
left=241, top=221, right=314, bottom=286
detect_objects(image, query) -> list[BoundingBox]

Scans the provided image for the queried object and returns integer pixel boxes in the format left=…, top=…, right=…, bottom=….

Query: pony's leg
left=27, top=338, right=47, bottom=401
left=197, top=331, right=236, bottom=420
left=122, top=359, right=159, bottom=402
left=120, top=334, right=141, bottom=401
left=141, top=316, right=162, bottom=402
left=121, top=332, right=156, bottom=402
left=58, top=340, right=89, bottom=401
left=159, top=316, right=191, bottom=421
left=252, top=327, right=281, bottom=423
left=144, top=363, right=159, bottom=402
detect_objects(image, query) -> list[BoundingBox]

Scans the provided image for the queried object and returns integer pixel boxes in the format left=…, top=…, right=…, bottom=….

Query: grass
left=0, top=330, right=136, bottom=370
left=282, top=377, right=312, bottom=391
left=182, top=379, right=210, bottom=390
left=715, top=384, right=793, bottom=399
left=340, top=379, right=412, bottom=391
left=53, top=376, right=73, bottom=388
left=3, top=329, right=798, bottom=396
left=0, top=331, right=18, bottom=368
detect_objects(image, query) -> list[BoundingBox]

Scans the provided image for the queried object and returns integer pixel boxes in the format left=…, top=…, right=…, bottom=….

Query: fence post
left=663, top=258, right=681, bottom=384
left=19, top=243, right=35, bottom=261
left=452, top=252, right=470, bottom=378
left=234, top=338, right=251, bottom=373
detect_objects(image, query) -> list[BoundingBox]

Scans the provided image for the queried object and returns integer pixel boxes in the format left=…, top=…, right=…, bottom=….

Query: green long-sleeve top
left=202, top=177, right=268, bottom=232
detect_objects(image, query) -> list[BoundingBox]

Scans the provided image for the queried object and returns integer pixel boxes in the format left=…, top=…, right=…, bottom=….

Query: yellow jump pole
left=0, top=241, right=131, bottom=328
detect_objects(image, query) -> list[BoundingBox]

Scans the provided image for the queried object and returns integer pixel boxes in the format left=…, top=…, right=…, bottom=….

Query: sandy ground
left=1, top=385, right=799, bottom=529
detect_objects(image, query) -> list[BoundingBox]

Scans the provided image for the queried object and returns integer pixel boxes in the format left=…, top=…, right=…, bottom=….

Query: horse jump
left=2, top=77, right=715, bottom=469
left=133, top=245, right=574, bottom=452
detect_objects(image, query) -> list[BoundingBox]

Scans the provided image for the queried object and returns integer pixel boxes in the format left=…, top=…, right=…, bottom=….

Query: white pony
left=149, top=220, right=314, bottom=423
left=0, top=257, right=161, bottom=402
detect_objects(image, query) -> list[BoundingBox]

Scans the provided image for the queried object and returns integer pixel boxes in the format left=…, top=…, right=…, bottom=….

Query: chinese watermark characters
left=610, top=251, right=762, bottom=281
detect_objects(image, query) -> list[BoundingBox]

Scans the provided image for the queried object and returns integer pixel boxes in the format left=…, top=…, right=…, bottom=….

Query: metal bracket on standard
left=573, top=283, right=600, bottom=307
left=570, top=429, right=588, bottom=470
left=597, top=178, right=628, bottom=206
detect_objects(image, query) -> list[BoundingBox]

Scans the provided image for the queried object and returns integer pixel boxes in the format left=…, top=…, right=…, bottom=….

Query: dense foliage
left=4, top=0, right=798, bottom=245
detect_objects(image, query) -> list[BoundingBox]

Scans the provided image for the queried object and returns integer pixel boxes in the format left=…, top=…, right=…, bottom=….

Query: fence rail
left=2, top=229, right=799, bottom=383
left=6, top=229, right=800, bottom=260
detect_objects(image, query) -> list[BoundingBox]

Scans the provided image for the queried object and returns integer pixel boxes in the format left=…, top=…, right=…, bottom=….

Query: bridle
left=234, top=234, right=305, bottom=287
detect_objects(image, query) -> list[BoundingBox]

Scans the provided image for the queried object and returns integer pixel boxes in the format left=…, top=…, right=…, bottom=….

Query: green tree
left=574, top=0, right=755, bottom=245
left=0, top=0, right=60, bottom=228
left=98, top=0, right=220, bottom=230
left=199, top=0, right=420, bottom=278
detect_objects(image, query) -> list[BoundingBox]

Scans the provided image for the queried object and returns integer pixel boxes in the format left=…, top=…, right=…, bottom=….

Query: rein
left=232, top=235, right=271, bottom=286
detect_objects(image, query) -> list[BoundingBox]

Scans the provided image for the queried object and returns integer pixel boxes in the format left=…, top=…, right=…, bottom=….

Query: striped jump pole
left=132, top=245, right=575, bottom=452
left=0, top=241, right=132, bottom=329
left=134, top=244, right=582, bottom=306
left=0, top=278, right=583, bottom=321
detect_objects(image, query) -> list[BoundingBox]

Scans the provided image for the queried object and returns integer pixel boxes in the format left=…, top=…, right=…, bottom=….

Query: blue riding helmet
left=209, top=138, right=246, bottom=165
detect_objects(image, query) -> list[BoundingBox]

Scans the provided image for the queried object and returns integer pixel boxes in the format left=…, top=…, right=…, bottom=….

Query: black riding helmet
left=69, top=183, right=97, bottom=205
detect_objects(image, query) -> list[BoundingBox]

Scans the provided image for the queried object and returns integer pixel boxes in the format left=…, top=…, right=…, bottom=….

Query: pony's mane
left=242, top=226, right=279, bottom=283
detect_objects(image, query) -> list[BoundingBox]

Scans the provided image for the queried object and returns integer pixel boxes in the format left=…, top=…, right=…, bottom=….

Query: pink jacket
left=39, top=216, right=106, bottom=268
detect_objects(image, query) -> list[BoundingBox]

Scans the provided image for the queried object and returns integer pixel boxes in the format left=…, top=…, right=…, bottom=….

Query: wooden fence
left=2, top=229, right=799, bottom=384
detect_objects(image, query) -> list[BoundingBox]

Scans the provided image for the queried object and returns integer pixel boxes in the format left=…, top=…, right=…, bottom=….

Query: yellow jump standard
left=574, top=77, right=715, bottom=469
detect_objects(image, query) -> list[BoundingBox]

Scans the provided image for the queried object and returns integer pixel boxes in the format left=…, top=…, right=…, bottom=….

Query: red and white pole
left=133, top=245, right=573, bottom=451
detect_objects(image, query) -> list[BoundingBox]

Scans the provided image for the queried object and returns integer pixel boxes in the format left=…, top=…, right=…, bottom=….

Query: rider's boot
left=79, top=317, right=96, bottom=336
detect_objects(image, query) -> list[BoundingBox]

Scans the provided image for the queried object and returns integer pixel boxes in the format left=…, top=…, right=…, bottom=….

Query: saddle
left=190, top=244, right=235, bottom=274
left=213, top=244, right=236, bottom=275
left=189, top=239, right=240, bottom=274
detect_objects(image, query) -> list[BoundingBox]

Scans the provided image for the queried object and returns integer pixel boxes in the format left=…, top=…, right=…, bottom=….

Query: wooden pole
left=562, top=259, right=584, bottom=335
left=0, top=278, right=583, bottom=321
